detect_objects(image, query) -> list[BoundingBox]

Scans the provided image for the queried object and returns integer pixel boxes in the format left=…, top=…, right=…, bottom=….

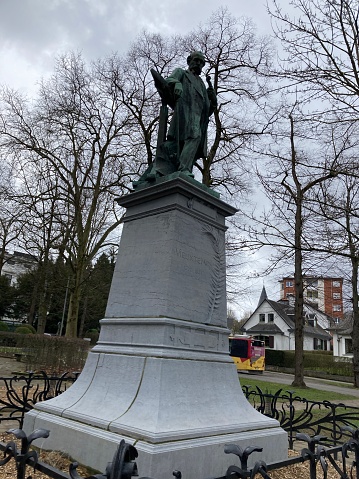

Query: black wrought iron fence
left=241, top=384, right=359, bottom=449
left=1, top=373, right=359, bottom=452
left=1, top=427, right=359, bottom=479
left=0, top=372, right=79, bottom=429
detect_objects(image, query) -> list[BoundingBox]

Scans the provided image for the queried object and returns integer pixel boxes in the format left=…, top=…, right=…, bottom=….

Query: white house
left=241, top=286, right=333, bottom=351
left=1, top=250, right=37, bottom=286
left=331, top=315, right=353, bottom=360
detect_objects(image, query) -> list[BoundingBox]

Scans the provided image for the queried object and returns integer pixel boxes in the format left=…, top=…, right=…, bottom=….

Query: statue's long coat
left=166, top=68, right=216, bottom=160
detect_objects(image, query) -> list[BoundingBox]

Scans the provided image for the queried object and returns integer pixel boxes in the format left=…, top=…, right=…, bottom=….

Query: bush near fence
left=0, top=332, right=90, bottom=373
left=266, top=349, right=353, bottom=377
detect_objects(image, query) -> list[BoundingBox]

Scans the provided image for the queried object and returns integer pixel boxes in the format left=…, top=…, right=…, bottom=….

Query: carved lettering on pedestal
left=169, top=326, right=224, bottom=352
left=177, top=328, right=191, bottom=347
left=173, top=247, right=212, bottom=268
left=193, top=330, right=206, bottom=349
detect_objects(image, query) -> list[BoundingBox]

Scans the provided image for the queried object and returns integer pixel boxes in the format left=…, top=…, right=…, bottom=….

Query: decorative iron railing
left=1, top=373, right=359, bottom=452
left=1, top=427, right=359, bottom=479
left=0, top=372, right=79, bottom=429
left=241, top=384, right=359, bottom=449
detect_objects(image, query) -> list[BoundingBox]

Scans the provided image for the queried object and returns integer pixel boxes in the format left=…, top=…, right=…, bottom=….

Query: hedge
left=266, top=349, right=353, bottom=377
left=0, top=332, right=90, bottom=374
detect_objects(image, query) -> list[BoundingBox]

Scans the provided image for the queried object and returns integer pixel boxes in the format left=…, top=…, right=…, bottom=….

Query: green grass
left=239, top=377, right=358, bottom=402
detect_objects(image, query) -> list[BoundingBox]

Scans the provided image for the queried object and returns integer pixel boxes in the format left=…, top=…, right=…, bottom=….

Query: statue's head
left=187, top=51, right=205, bottom=74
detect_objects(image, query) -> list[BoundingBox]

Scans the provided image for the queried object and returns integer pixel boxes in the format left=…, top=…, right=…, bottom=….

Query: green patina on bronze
left=133, top=51, right=217, bottom=190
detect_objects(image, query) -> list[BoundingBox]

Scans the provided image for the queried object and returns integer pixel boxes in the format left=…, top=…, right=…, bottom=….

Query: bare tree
left=0, top=52, right=132, bottom=337
left=183, top=7, right=274, bottom=191
left=269, top=0, right=359, bottom=118
left=0, top=158, right=25, bottom=274
left=309, top=162, right=359, bottom=386
left=241, top=104, right=342, bottom=386
left=115, top=9, right=275, bottom=194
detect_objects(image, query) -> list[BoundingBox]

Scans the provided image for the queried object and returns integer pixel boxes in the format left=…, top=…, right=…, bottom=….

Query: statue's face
left=188, top=55, right=205, bottom=75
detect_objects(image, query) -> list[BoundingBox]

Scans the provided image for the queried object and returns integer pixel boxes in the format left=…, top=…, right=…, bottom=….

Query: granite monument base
left=24, top=176, right=288, bottom=478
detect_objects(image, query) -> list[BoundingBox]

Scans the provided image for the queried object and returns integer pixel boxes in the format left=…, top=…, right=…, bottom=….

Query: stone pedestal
left=24, top=175, right=287, bottom=479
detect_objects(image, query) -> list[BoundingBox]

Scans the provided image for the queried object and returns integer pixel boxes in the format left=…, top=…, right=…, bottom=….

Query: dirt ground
left=0, top=354, right=26, bottom=376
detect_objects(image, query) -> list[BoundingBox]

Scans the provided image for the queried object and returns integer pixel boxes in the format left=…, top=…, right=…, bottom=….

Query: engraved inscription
left=177, top=328, right=191, bottom=347
left=169, top=326, right=224, bottom=352
left=173, top=247, right=212, bottom=268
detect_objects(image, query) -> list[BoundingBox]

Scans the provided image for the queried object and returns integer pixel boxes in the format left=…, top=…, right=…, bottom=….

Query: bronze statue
left=134, top=51, right=217, bottom=188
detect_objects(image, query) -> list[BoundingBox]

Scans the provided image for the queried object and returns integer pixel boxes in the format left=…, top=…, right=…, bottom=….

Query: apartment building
left=279, top=276, right=343, bottom=321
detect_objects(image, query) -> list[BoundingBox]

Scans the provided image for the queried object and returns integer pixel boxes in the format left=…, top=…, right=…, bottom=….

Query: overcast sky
left=0, top=0, right=273, bottom=94
left=0, top=0, right=283, bottom=314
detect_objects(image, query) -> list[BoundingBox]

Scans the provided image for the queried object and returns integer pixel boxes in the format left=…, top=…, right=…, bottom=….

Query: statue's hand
left=174, top=82, right=183, bottom=100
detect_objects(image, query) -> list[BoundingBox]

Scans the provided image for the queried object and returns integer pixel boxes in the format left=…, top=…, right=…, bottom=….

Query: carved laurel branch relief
left=202, top=224, right=226, bottom=323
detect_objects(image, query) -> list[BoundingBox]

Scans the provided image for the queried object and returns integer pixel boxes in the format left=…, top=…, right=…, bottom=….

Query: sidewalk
left=240, top=370, right=359, bottom=403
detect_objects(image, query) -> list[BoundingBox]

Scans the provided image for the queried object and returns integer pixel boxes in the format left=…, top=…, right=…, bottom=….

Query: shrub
left=21, top=335, right=90, bottom=374
left=21, top=324, right=36, bottom=333
left=0, top=321, right=9, bottom=332
left=0, top=332, right=17, bottom=348
left=0, top=332, right=90, bottom=373
left=15, top=325, right=35, bottom=334
left=84, top=329, right=99, bottom=345
left=265, top=349, right=353, bottom=377
left=265, top=349, right=285, bottom=367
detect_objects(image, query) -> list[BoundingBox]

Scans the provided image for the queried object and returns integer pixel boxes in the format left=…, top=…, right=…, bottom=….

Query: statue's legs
left=178, top=136, right=201, bottom=174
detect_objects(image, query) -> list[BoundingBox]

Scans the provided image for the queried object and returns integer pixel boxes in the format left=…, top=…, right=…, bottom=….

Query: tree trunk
left=78, top=296, right=88, bottom=338
left=66, top=289, right=81, bottom=338
left=351, top=258, right=359, bottom=387
left=65, top=268, right=84, bottom=338
left=37, top=297, right=48, bottom=334
left=292, top=196, right=306, bottom=387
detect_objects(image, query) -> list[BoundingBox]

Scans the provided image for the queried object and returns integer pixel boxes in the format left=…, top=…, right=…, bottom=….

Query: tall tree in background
left=0, top=10, right=276, bottom=336
left=0, top=53, right=132, bottom=337
left=309, top=157, right=359, bottom=386
left=110, top=32, right=182, bottom=173
left=242, top=105, right=342, bottom=386
left=116, top=8, right=274, bottom=193
left=183, top=7, right=274, bottom=190
left=268, top=0, right=359, bottom=385
left=269, top=0, right=359, bottom=117
left=0, top=158, right=25, bottom=274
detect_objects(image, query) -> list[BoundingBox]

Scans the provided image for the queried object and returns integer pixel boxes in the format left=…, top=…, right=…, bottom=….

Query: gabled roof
left=257, top=285, right=268, bottom=307
left=329, top=315, right=353, bottom=335
left=242, top=296, right=332, bottom=340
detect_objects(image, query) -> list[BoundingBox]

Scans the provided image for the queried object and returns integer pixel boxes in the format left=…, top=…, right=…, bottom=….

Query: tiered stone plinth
left=24, top=175, right=287, bottom=479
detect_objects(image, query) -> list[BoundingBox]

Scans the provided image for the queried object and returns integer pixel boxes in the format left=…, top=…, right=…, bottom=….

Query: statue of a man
left=135, top=51, right=217, bottom=187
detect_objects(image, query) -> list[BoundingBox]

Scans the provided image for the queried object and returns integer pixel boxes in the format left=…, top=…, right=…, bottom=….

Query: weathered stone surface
left=106, top=176, right=234, bottom=326
left=24, top=177, right=288, bottom=479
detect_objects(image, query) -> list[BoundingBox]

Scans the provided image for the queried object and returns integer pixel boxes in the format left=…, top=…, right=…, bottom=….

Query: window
left=286, top=281, right=293, bottom=287
left=307, top=290, right=318, bottom=299
left=307, top=279, right=318, bottom=288
left=345, top=339, right=353, bottom=354
left=259, top=313, right=265, bottom=322
left=268, top=313, right=274, bottom=322
left=333, top=292, right=341, bottom=299
left=313, top=338, right=327, bottom=350
left=256, top=335, right=274, bottom=348
left=333, top=305, right=342, bottom=312
left=332, top=281, right=341, bottom=288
